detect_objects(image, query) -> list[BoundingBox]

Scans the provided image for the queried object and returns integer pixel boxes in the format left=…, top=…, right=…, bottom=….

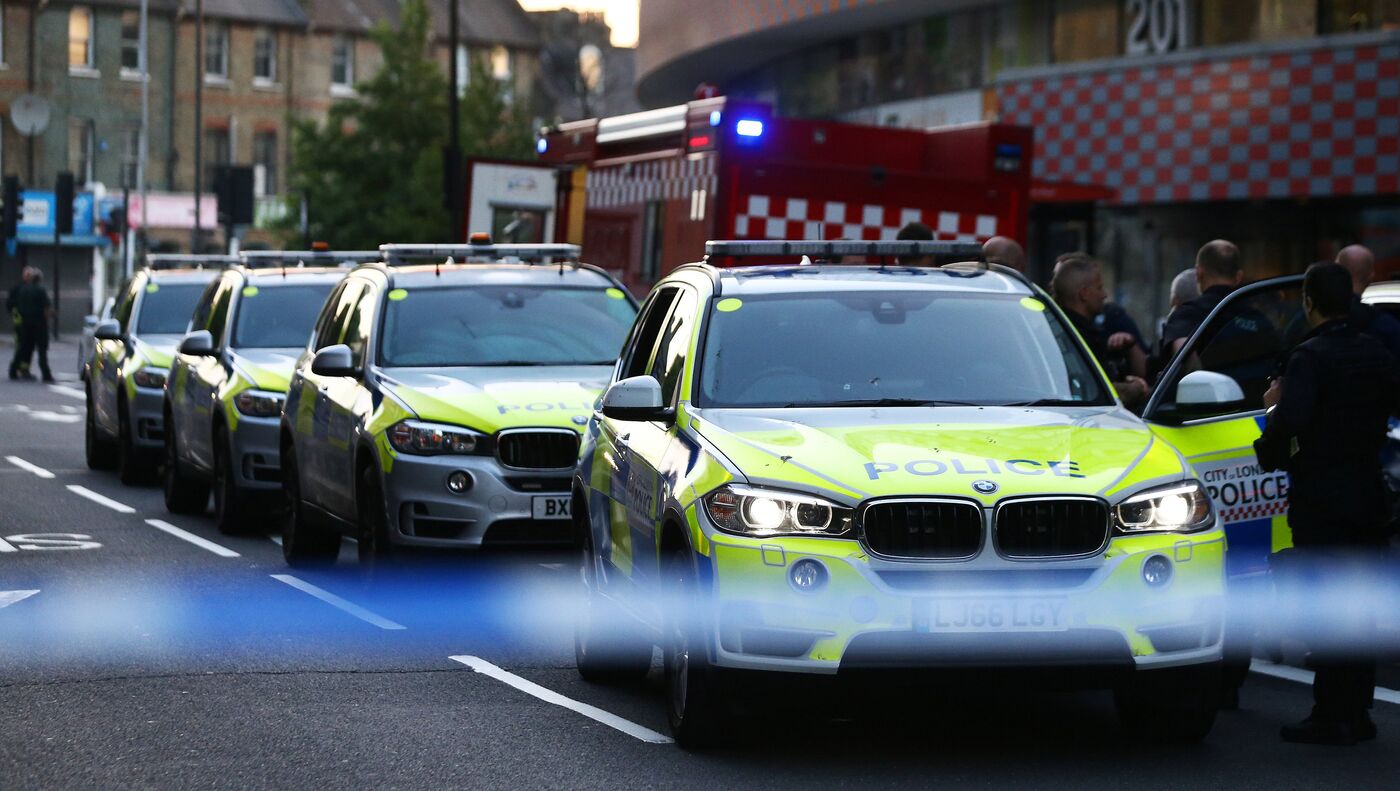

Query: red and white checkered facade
left=1220, top=499, right=1288, bottom=524
left=586, top=157, right=718, bottom=209
left=997, top=37, right=1400, bottom=205
left=733, top=195, right=999, bottom=242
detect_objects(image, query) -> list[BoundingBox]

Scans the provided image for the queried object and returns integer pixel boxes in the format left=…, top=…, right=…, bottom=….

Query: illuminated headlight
left=234, top=390, right=285, bottom=417
left=702, top=485, right=852, bottom=538
left=132, top=367, right=168, bottom=389
left=1115, top=481, right=1214, bottom=534
left=386, top=420, right=485, bottom=456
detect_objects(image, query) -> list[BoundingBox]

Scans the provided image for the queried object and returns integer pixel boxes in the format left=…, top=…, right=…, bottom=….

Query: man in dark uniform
left=1050, top=255, right=1148, bottom=409
left=1255, top=262, right=1397, bottom=745
left=7, top=266, right=54, bottom=382
left=1154, top=239, right=1245, bottom=377
left=1337, top=244, right=1400, bottom=361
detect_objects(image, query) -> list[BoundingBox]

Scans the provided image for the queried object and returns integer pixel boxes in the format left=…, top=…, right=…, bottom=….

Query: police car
left=86, top=255, right=234, bottom=484
left=571, top=240, right=1292, bottom=746
left=163, top=251, right=380, bottom=532
left=278, top=242, right=637, bottom=566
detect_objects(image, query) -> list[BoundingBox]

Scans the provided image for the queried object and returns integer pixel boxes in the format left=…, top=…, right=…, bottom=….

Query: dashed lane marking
left=449, top=655, right=674, bottom=744
left=47, top=384, right=86, bottom=400
left=0, top=590, right=40, bottom=609
left=1253, top=660, right=1400, bottom=706
left=5, top=456, right=55, bottom=479
left=270, top=574, right=406, bottom=630
left=144, top=519, right=240, bottom=558
left=65, top=485, right=135, bottom=514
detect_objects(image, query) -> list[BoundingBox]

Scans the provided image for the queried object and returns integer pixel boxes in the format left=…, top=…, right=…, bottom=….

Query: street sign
left=11, top=94, right=51, bottom=137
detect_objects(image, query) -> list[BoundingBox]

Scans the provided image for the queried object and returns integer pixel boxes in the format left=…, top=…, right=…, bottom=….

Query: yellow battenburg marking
left=716, top=298, right=743, bottom=313
left=605, top=287, right=626, bottom=300
left=242, top=286, right=259, bottom=297
left=145, top=283, right=160, bottom=293
left=1020, top=297, right=1045, bottom=311
left=388, top=288, right=409, bottom=301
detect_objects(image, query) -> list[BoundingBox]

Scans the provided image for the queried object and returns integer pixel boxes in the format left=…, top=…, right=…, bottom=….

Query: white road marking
left=144, top=519, right=240, bottom=558
left=0, top=590, right=40, bottom=609
left=65, top=485, right=135, bottom=514
left=1252, top=660, right=1400, bottom=706
left=270, top=574, right=406, bottom=630
left=268, top=535, right=282, bottom=546
left=449, top=655, right=673, bottom=744
left=48, top=384, right=85, bottom=400
left=538, top=563, right=567, bottom=570
left=5, top=456, right=54, bottom=479
left=0, top=536, right=16, bottom=553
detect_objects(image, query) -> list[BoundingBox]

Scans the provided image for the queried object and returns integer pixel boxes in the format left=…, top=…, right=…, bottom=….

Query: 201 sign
left=1127, top=0, right=1191, bottom=56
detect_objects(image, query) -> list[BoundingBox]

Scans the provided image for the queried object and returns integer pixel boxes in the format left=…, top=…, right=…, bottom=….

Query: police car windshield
left=698, top=291, right=1111, bottom=408
left=136, top=284, right=207, bottom=335
left=232, top=283, right=335, bottom=349
left=379, top=285, right=636, bottom=367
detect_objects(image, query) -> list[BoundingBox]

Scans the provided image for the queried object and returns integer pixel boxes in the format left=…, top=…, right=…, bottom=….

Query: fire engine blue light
left=709, top=110, right=722, bottom=127
left=536, top=138, right=548, bottom=154
left=736, top=119, right=764, bottom=138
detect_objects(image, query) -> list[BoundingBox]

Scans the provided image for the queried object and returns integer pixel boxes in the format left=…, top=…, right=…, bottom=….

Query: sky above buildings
left=519, top=1, right=639, bottom=47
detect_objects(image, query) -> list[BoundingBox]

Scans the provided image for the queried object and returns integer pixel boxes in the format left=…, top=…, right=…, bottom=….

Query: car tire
left=575, top=510, right=652, bottom=683
left=117, top=395, right=154, bottom=486
left=356, top=465, right=393, bottom=567
left=1113, top=663, right=1220, bottom=742
left=281, top=444, right=340, bottom=567
left=84, top=390, right=117, bottom=471
left=214, top=427, right=255, bottom=534
left=163, top=417, right=210, bottom=514
left=663, top=547, right=728, bottom=748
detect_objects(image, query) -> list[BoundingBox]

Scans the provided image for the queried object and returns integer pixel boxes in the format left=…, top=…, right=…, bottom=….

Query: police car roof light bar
left=378, top=243, right=583, bottom=267
left=145, top=254, right=241, bottom=271
left=703, top=240, right=984, bottom=261
left=239, top=250, right=382, bottom=269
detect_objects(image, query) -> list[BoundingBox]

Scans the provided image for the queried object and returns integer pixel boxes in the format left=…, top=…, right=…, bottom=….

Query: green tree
left=283, top=0, right=534, bottom=248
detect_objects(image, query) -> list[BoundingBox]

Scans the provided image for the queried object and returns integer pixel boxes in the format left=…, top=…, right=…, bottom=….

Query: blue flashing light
left=735, top=119, right=764, bottom=138
left=709, top=110, right=722, bottom=127
left=536, top=137, right=548, bottom=154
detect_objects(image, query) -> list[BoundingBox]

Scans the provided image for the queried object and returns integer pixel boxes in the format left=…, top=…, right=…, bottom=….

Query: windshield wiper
left=784, top=398, right=983, bottom=408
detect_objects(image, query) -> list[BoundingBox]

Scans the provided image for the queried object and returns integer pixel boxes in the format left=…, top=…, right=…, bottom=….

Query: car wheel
left=281, top=444, right=340, bottom=567
left=212, top=428, right=251, bottom=534
left=84, top=389, right=117, bottom=470
left=575, top=503, right=652, bottom=683
left=663, top=547, right=727, bottom=748
left=356, top=465, right=393, bottom=567
left=1114, top=663, right=1220, bottom=742
left=117, top=396, right=154, bottom=486
left=163, top=416, right=210, bottom=514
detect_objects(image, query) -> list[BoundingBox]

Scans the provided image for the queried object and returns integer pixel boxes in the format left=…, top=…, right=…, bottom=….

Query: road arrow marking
left=0, top=590, right=40, bottom=609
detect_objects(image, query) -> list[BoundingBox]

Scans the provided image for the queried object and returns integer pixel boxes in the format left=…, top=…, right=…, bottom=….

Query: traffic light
left=55, top=171, right=75, bottom=235
left=2, top=176, right=19, bottom=239
left=213, top=165, right=255, bottom=226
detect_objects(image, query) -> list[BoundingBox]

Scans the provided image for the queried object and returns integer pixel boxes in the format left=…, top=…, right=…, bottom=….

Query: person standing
left=1157, top=240, right=1245, bottom=365
left=8, top=266, right=54, bottom=382
left=1255, top=263, right=1397, bottom=745
left=1336, top=244, right=1400, bottom=361
left=1050, top=255, right=1148, bottom=408
left=983, top=236, right=1027, bottom=272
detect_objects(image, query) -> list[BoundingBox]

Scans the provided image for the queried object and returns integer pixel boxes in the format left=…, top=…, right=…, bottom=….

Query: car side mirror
left=83, top=314, right=98, bottom=329
left=601, top=375, right=671, bottom=422
left=178, top=330, right=216, bottom=357
left=1175, top=370, right=1246, bottom=414
left=311, top=344, right=358, bottom=377
left=93, top=319, right=124, bottom=342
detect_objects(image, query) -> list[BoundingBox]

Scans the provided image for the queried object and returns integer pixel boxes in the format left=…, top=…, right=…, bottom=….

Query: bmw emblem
left=972, top=480, right=999, bottom=495
left=572, top=415, right=589, bottom=426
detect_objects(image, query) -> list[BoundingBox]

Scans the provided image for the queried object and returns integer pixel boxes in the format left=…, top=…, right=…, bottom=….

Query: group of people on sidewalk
left=6, top=266, right=55, bottom=383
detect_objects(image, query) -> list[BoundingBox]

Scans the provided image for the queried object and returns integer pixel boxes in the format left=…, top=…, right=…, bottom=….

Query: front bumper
left=697, top=510, right=1227, bottom=677
left=130, top=385, right=166, bottom=449
left=228, top=415, right=282, bottom=491
left=381, top=452, right=573, bottom=549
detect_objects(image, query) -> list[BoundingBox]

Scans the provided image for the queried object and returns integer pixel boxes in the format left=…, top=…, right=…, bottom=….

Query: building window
left=69, top=7, right=94, bottom=70
left=206, top=23, right=229, bottom=79
left=203, top=127, right=231, bottom=191
left=988, top=0, right=1051, bottom=79
left=253, top=131, right=277, bottom=196
left=1320, top=0, right=1400, bottom=33
left=70, top=120, right=96, bottom=185
left=122, top=128, right=141, bottom=189
left=1052, top=0, right=1122, bottom=63
left=121, top=11, right=141, bottom=74
left=491, top=45, right=512, bottom=80
left=254, top=28, right=277, bottom=83
left=331, top=36, right=354, bottom=90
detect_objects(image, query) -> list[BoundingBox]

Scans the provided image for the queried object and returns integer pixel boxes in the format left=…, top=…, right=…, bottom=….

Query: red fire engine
left=536, top=97, right=1032, bottom=292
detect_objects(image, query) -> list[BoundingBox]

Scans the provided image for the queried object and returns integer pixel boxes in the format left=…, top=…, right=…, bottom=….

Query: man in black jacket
left=1153, top=240, right=1245, bottom=377
left=1255, top=262, right=1398, bottom=745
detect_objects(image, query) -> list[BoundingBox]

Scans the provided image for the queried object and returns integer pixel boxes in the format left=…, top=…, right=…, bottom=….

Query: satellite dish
left=11, top=94, right=51, bottom=137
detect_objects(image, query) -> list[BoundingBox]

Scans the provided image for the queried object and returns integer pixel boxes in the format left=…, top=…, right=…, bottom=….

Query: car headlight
left=386, top=420, right=487, bottom=456
left=703, top=484, right=853, bottom=537
left=1114, top=481, right=1214, bottom=534
left=234, top=390, right=285, bottom=417
left=132, top=367, right=168, bottom=389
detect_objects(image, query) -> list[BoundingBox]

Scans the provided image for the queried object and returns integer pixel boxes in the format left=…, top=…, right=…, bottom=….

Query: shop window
left=1052, top=0, right=1122, bottom=63
left=1320, top=0, right=1400, bottom=33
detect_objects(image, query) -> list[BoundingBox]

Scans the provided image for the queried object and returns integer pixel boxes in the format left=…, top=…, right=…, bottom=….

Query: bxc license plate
left=913, top=598, right=1067, bottom=633
left=532, top=496, right=571, bottom=520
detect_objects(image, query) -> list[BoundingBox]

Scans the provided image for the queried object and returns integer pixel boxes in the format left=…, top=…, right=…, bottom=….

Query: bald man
left=1051, top=256, right=1148, bottom=408
left=1159, top=239, right=1245, bottom=358
left=1338, top=244, right=1400, bottom=361
left=983, top=236, right=1026, bottom=272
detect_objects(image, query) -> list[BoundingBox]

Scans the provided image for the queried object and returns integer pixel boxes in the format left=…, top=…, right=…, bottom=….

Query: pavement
left=4, top=342, right=1400, bottom=789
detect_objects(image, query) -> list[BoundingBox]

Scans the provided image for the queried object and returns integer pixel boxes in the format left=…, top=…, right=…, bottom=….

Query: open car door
left=1143, top=275, right=1307, bottom=581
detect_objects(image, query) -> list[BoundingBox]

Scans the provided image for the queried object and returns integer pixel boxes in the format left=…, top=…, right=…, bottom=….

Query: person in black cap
left=1256, top=262, right=1398, bottom=745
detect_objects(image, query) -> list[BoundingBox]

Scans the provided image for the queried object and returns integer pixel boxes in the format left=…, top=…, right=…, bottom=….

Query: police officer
left=7, top=266, right=54, bottom=383
left=982, top=236, right=1026, bottom=272
left=1050, top=255, right=1148, bottom=408
left=1156, top=240, right=1245, bottom=368
left=1255, top=262, right=1397, bottom=745
left=1337, top=244, right=1400, bottom=361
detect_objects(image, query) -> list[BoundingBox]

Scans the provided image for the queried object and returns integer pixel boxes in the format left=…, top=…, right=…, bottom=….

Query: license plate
left=913, top=598, right=1067, bottom=633
left=532, top=496, right=571, bottom=520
